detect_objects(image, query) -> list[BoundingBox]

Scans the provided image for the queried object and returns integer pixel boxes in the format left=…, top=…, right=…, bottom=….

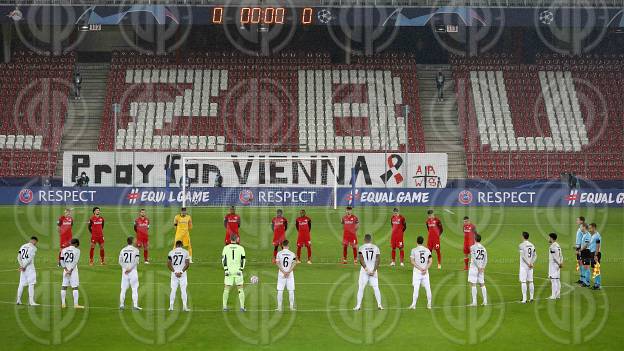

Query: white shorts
left=121, top=270, right=139, bottom=290
left=519, top=266, right=534, bottom=283
left=468, top=266, right=484, bottom=284
left=412, top=270, right=430, bottom=287
left=358, top=269, right=379, bottom=288
left=277, top=272, right=295, bottom=291
left=20, top=268, right=36, bottom=285
left=62, top=269, right=80, bottom=288
left=548, top=263, right=560, bottom=279
left=171, top=271, right=188, bottom=289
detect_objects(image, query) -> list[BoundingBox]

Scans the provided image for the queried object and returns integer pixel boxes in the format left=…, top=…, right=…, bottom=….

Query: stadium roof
left=1, top=0, right=624, bottom=7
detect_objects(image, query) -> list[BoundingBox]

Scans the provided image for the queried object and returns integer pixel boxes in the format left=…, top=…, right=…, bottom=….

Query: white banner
left=63, top=152, right=448, bottom=188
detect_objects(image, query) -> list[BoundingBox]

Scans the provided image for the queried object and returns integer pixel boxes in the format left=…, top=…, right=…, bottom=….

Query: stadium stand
left=0, top=51, right=75, bottom=177
left=98, top=51, right=424, bottom=153
left=453, top=53, right=624, bottom=179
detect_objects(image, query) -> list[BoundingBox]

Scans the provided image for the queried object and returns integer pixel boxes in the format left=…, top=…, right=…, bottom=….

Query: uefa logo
left=239, top=190, right=254, bottom=205
left=457, top=190, right=473, bottom=205
left=18, top=189, right=34, bottom=204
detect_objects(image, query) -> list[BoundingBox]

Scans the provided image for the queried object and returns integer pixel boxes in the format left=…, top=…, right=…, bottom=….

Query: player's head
left=576, top=216, right=585, bottom=225
left=475, top=234, right=482, bottom=243
left=229, top=206, right=236, bottom=214
left=416, top=236, right=424, bottom=245
left=548, top=233, right=557, bottom=243
left=175, top=240, right=183, bottom=248
left=71, top=238, right=80, bottom=247
left=589, top=223, right=597, bottom=233
left=180, top=207, right=187, bottom=216
left=581, top=223, right=589, bottom=231
left=93, top=207, right=100, bottom=215
left=299, top=209, right=306, bottom=217
left=276, top=209, right=283, bottom=217
left=427, top=209, right=434, bottom=218
left=345, top=206, right=352, bottom=215
left=282, top=239, right=289, bottom=249
left=393, top=207, right=399, bottom=215
left=463, top=216, right=470, bottom=224
left=30, top=236, right=38, bottom=245
left=127, top=236, right=135, bottom=246
left=364, top=234, right=372, bottom=243
left=522, top=231, right=530, bottom=240
left=64, top=208, right=71, bottom=216
left=139, top=208, right=145, bottom=217
left=229, top=233, right=239, bottom=244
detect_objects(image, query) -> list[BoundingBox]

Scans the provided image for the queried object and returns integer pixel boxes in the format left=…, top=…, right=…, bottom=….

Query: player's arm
left=188, top=217, right=192, bottom=231
left=402, top=218, right=407, bottom=232
left=134, top=219, right=138, bottom=234
left=271, top=220, right=275, bottom=232
left=182, top=258, right=190, bottom=272
left=240, top=247, right=246, bottom=271
left=596, top=239, right=601, bottom=253
left=284, top=219, right=288, bottom=232
left=479, top=250, right=488, bottom=271
left=308, top=219, right=311, bottom=230
left=358, top=251, right=366, bottom=271
left=57, top=217, right=62, bottom=232
left=102, top=218, right=105, bottom=229
left=118, top=251, right=124, bottom=266
left=167, top=256, right=174, bottom=272
left=410, top=252, right=416, bottom=267
left=355, top=218, right=359, bottom=231
left=426, top=254, right=433, bottom=271
left=438, top=220, right=443, bottom=235
left=174, top=216, right=178, bottom=228
left=374, top=253, right=381, bottom=273
left=221, top=248, right=229, bottom=275
left=295, top=220, right=299, bottom=231
left=223, top=217, right=227, bottom=228
left=88, top=219, right=93, bottom=233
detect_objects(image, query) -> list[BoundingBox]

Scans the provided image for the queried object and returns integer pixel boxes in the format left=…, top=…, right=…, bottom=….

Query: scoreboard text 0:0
left=211, top=7, right=314, bottom=25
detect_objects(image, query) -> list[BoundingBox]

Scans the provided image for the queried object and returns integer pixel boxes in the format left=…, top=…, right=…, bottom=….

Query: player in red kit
left=57, top=208, right=73, bottom=265
left=88, top=207, right=105, bottom=265
left=134, top=208, right=150, bottom=264
left=463, top=216, right=477, bottom=270
left=271, top=209, right=288, bottom=263
left=224, top=206, right=241, bottom=244
left=426, top=209, right=444, bottom=269
left=341, top=206, right=359, bottom=265
left=390, top=208, right=407, bottom=267
left=295, top=209, right=312, bottom=264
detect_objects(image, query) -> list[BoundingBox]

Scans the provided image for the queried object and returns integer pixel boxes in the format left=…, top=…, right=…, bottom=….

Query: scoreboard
left=211, top=7, right=315, bottom=26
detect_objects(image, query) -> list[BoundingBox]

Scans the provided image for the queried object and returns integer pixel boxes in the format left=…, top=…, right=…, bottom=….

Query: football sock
left=187, top=244, right=192, bottom=258
left=436, top=249, right=441, bottom=264
left=471, top=286, right=477, bottom=305
left=17, top=284, right=24, bottom=303
left=73, top=290, right=79, bottom=305
left=296, top=247, right=301, bottom=260
left=238, top=288, right=245, bottom=309
left=274, top=246, right=279, bottom=258
left=99, top=248, right=105, bottom=262
left=391, top=249, right=396, bottom=262
left=373, top=286, right=382, bottom=306
left=120, top=287, right=127, bottom=306
left=143, top=249, right=148, bottom=261
left=521, top=282, right=527, bottom=301
left=528, top=282, right=534, bottom=300
left=412, top=286, right=419, bottom=306
left=307, top=245, right=312, bottom=260
left=89, top=247, right=94, bottom=261
left=342, top=246, right=347, bottom=259
left=61, top=290, right=66, bottom=305
left=551, top=279, right=556, bottom=297
left=288, top=290, right=295, bottom=309
left=181, top=286, right=188, bottom=308
left=131, top=286, right=139, bottom=307
left=356, top=282, right=365, bottom=308
left=399, top=249, right=405, bottom=262
left=481, top=286, right=488, bottom=304
left=170, top=286, right=177, bottom=308
left=352, top=247, right=357, bottom=260
left=464, top=257, right=469, bottom=268
left=222, top=287, right=230, bottom=308
left=277, top=290, right=283, bottom=309
left=425, top=285, right=432, bottom=305
left=595, top=274, right=601, bottom=287
left=28, top=284, right=35, bottom=304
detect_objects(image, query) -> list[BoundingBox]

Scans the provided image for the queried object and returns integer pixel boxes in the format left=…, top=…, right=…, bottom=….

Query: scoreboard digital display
left=211, top=7, right=315, bottom=25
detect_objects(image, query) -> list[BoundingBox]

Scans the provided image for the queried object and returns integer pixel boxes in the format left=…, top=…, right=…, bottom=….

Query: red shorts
left=273, top=234, right=285, bottom=247
left=463, top=240, right=473, bottom=255
left=60, top=236, right=72, bottom=249
left=427, top=234, right=440, bottom=251
left=297, top=234, right=311, bottom=247
left=225, top=233, right=240, bottom=244
left=391, top=234, right=404, bottom=249
left=91, top=235, right=104, bottom=245
left=342, top=234, right=358, bottom=246
left=136, top=235, right=149, bottom=247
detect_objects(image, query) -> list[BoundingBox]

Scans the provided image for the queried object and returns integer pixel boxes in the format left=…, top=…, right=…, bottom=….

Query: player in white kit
left=168, top=240, right=190, bottom=311
left=119, top=236, right=141, bottom=310
left=409, top=236, right=433, bottom=310
left=468, top=234, right=488, bottom=306
left=60, top=238, right=84, bottom=309
left=16, top=236, right=39, bottom=306
left=354, top=234, right=383, bottom=311
left=547, top=233, right=563, bottom=299
left=519, top=232, right=537, bottom=303
left=275, top=239, right=297, bottom=311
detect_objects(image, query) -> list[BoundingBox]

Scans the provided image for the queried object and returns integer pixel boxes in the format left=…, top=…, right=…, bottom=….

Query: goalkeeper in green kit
left=222, top=234, right=246, bottom=311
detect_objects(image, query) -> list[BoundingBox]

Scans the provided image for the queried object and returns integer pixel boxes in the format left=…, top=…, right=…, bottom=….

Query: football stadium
left=0, top=0, right=623, bottom=350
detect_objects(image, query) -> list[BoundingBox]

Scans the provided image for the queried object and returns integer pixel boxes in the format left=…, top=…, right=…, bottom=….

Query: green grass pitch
left=0, top=205, right=622, bottom=350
